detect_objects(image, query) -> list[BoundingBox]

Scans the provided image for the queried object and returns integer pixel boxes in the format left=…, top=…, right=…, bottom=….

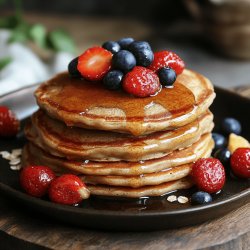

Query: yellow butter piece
left=228, top=133, right=250, bottom=153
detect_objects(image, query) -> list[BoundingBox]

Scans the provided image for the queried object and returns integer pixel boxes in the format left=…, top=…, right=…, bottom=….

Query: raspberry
left=191, top=158, right=226, bottom=193
left=77, top=47, right=112, bottom=81
left=0, top=106, right=20, bottom=137
left=149, top=51, right=185, bottom=75
left=230, top=148, right=250, bottom=178
left=122, top=66, right=161, bottom=97
left=49, top=174, right=90, bottom=205
left=20, top=166, right=56, bottom=197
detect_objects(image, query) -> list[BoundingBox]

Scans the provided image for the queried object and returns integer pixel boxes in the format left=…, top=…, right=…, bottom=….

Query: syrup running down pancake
left=25, top=109, right=214, bottom=161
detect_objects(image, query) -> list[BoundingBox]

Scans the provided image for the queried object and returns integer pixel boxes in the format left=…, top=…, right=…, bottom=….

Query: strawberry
left=77, top=47, right=112, bottom=81
left=20, top=166, right=56, bottom=197
left=122, top=66, right=161, bottom=97
left=149, top=51, right=185, bottom=75
left=191, top=158, right=226, bottom=193
left=49, top=174, right=90, bottom=205
left=230, top=148, right=250, bottom=178
left=0, top=106, right=20, bottom=137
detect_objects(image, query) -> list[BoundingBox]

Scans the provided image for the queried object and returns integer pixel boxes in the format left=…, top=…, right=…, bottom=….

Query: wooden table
left=0, top=14, right=249, bottom=250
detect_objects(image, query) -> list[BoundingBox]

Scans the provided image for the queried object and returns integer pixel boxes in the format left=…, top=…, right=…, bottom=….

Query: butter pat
left=228, top=133, right=250, bottom=153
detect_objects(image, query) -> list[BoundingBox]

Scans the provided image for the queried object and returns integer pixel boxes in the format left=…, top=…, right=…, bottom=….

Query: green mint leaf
left=47, top=29, right=76, bottom=54
left=8, top=22, right=30, bottom=44
left=29, top=24, right=47, bottom=48
left=0, top=57, right=12, bottom=71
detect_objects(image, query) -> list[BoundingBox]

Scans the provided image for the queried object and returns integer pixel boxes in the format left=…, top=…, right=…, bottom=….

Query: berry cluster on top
left=68, top=37, right=185, bottom=97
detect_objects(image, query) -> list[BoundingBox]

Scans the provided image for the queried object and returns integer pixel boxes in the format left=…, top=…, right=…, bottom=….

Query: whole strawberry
left=122, top=66, right=161, bottom=97
left=149, top=51, right=185, bottom=75
left=191, top=158, right=226, bottom=193
left=0, top=106, right=20, bottom=137
left=49, top=174, right=90, bottom=205
left=20, top=166, right=56, bottom=197
left=230, top=148, right=250, bottom=178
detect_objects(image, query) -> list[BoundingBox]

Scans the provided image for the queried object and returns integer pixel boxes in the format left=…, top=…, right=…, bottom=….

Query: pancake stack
left=23, top=69, right=215, bottom=198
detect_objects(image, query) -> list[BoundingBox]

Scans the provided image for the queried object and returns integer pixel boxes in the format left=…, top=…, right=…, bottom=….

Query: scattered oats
left=167, top=195, right=177, bottom=202
left=11, top=148, right=22, bottom=156
left=177, top=196, right=189, bottom=204
left=0, top=151, right=11, bottom=160
left=9, top=158, right=21, bottom=165
left=10, top=164, right=22, bottom=171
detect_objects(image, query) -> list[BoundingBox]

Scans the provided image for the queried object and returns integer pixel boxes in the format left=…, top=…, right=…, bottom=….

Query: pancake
left=22, top=133, right=213, bottom=177
left=25, top=110, right=214, bottom=161
left=86, top=178, right=193, bottom=198
left=35, top=69, right=215, bottom=136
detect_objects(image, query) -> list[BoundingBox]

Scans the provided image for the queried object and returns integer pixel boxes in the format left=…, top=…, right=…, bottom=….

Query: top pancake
left=35, top=69, right=215, bottom=136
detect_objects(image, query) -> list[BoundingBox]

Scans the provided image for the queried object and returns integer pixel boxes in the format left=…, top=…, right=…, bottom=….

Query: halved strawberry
left=77, top=47, right=113, bottom=81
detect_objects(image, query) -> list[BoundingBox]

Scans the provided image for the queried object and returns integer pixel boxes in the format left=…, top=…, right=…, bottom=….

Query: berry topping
left=221, top=118, right=242, bottom=135
left=68, top=57, right=81, bottom=78
left=103, top=70, right=123, bottom=90
left=49, top=174, right=90, bottom=205
left=212, top=133, right=227, bottom=151
left=20, top=166, right=56, bottom=197
left=230, top=148, right=250, bottom=178
left=123, top=66, right=161, bottom=97
left=112, top=50, right=136, bottom=72
left=191, top=191, right=212, bottom=205
left=77, top=47, right=112, bottom=81
left=133, top=47, right=154, bottom=67
left=102, top=41, right=120, bottom=54
left=157, top=67, right=177, bottom=86
left=0, top=106, right=20, bottom=137
left=117, top=37, right=134, bottom=49
left=214, top=148, right=231, bottom=166
left=191, top=158, right=226, bottom=193
left=128, top=41, right=153, bottom=67
left=149, top=50, right=185, bottom=75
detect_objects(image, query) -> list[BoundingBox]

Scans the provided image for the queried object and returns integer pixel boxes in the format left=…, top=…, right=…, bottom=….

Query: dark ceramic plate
left=0, top=85, right=249, bottom=231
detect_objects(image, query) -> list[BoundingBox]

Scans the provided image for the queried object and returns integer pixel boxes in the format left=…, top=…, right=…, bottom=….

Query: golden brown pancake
left=25, top=110, right=214, bottom=161
left=22, top=133, right=213, bottom=177
left=35, top=69, right=215, bottom=136
left=86, top=178, right=193, bottom=198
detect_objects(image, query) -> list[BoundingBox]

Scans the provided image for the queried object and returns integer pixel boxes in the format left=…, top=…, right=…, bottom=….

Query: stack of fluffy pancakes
left=22, top=69, right=216, bottom=198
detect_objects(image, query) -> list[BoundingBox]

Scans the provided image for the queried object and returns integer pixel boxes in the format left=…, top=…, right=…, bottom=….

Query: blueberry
left=117, top=37, right=134, bottom=50
left=102, top=41, right=120, bottom=54
left=214, top=148, right=231, bottom=166
left=103, top=70, right=123, bottom=90
left=132, top=48, right=154, bottom=67
left=68, top=57, right=81, bottom=78
left=191, top=191, right=212, bottom=205
left=112, top=50, right=136, bottom=72
left=212, top=133, right=227, bottom=150
left=128, top=41, right=151, bottom=52
left=222, top=118, right=242, bottom=135
left=157, top=67, right=176, bottom=86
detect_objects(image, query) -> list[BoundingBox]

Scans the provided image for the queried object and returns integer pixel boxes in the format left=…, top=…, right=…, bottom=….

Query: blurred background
left=0, top=0, right=250, bottom=96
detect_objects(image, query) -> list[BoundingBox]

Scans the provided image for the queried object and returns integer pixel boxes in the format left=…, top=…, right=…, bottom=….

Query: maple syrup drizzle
left=39, top=73, right=196, bottom=128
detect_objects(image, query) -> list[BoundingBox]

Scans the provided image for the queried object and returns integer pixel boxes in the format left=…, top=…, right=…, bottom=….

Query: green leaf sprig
left=0, top=0, right=76, bottom=54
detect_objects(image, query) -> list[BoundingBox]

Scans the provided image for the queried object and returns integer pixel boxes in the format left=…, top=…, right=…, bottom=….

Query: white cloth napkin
left=0, top=29, right=74, bottom=97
